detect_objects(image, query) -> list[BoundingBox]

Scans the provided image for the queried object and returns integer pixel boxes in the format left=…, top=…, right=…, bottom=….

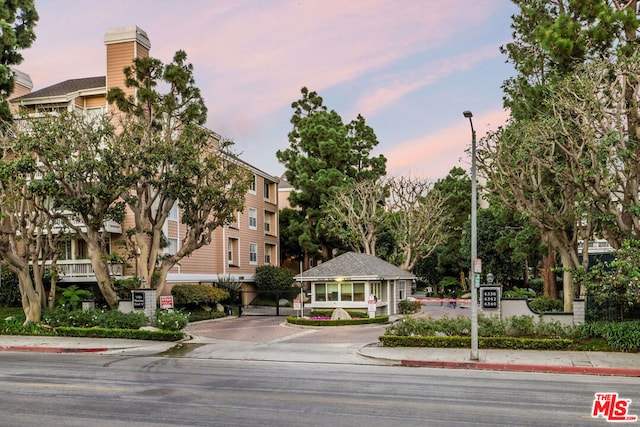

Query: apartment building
left=9, top=25, right=279, bottom=290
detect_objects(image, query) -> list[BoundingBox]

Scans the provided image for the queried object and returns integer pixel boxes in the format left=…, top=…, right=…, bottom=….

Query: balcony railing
left=46, top=259, right=124, bottom=279
left=577, top=239, right=614, bottom=255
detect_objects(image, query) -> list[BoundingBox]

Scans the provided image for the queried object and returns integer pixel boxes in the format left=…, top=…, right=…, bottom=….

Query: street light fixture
left=463, top=110, right=479, bottom=361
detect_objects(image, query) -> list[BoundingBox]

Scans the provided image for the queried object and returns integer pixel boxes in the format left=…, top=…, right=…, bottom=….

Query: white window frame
left=249, top=174, right=256, bottom=194
left=264, top=181, right=270, bottom=200
left=166, top=237, right=178, bottom=255
left=168, top=202, right=179, bottom=221
left=249, top=243, right=258, bottom=265
left=248, top=208, right=257, bottom=230
left=228, top=238, right=238, bottom=265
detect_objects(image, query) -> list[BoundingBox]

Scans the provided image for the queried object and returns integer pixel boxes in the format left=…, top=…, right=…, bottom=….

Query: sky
left=19, top=0, right=517, bottom=181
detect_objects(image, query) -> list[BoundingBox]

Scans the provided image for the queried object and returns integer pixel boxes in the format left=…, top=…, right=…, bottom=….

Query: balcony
left=51, top=217, right=122, bottom=234
left=577, top=239, right=614, bottom=255
left=47, top=259, right=124, bottom=280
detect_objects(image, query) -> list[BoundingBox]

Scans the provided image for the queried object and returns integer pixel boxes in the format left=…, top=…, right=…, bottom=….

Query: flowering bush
left=155, top=309, right=189, bottom=331
left=42, top=308, right=148, bottom=329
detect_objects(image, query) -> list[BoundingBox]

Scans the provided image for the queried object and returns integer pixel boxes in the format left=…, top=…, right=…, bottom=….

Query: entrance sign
left=132, top=291, right=145, bottom=309
left=160, top=295, right=174, bottom=310
left=367, top=294, right=377, bottom=318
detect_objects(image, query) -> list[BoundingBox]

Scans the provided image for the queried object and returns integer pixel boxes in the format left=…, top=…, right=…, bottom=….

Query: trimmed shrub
left=55, top=327, right=184, bottom=341
left=286, top=316, right=388, bottom=326
left=94, top=310, right=148, bottom=329
left=379, top=335, right=572, bottom=350
left=529, top=296, right=563, bottom=313
left=42, top=308, right=148, bottom=329
left=171, top=284, right=229, bottom=307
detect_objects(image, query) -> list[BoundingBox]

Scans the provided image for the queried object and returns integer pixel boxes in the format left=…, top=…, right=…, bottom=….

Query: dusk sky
left=19, top=1, right=517, bottom=180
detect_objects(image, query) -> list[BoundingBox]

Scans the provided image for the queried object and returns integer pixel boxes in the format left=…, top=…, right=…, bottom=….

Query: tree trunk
left=541, top=243, right=558, bottom=299
left=558, top=250, right=574, bottom=312
left=87, top=241, right=117, bottom=307
left=18, top=270, right=41, bottom=323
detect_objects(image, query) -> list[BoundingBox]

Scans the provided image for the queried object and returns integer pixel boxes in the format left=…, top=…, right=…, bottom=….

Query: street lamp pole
left=463, top=110, right=479, bottom=361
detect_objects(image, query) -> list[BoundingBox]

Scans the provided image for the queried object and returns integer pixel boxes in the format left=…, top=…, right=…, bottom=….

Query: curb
left=0, top=346, right=108, bottom=353
left=400, top=359, right=640, bottom=377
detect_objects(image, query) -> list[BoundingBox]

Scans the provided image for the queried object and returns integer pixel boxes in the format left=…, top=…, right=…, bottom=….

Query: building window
left=264, top=181, right=271, bottom=200
left=314, top=282, right=366, bottom=302
left=264, top=244, right=274, bottom=265
left=398, top=280, right=406, bottom=300
left=341, top=283, right=352, bottom=301
left=248, top=208, right=257, bottom=230
left=166, top=238, right=178, bottom=255
left=249, top=243, right=257, bottom=264
left=370, top=282, right=382, bottom=301
left=228, top=238, right=238, bottom=265
left=264, top=211, right=274, bottom=234
left=57, top=241, right=72, bottom=260
left=168, top=202, right=178, bottom=221
left=249, top=174, right=256, bottom=194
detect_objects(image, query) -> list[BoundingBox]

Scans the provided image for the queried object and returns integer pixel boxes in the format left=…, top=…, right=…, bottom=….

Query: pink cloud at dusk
left=19, top=0, right=517, bottom=177
left=352, top=44, right=503, bottom=119
left=385, top=108, right=511, bottom=180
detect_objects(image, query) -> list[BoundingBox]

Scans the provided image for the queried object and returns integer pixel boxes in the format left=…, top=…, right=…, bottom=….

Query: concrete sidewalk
left=0, top=335, right=176, bottom=355
left=1, top=334, right=639, bottom=377
left=358, top=344, right=640, bottom=377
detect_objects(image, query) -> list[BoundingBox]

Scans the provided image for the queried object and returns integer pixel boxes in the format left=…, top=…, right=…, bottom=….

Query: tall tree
left=0, top=0, right=38, bottom=122
left=23, top=112, right=127, bottom=308
left=322, top=177, right=389, bottom=255
left=481, top=0, right=639, bottom=310
left=430, top=167, right=471, bottom=285
left=386, top=176, right=449, bottom=271
left=276, top=87, right=386, bottom=266
left=107, top=50, right=251, bottom=297
left=0, top=123, right=71, bottom=322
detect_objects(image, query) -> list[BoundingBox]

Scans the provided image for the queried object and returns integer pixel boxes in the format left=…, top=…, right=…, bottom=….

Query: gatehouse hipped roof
left=295, top=252, right=415, bottom=282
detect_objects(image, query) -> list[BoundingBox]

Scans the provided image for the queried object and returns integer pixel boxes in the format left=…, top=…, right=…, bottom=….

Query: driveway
left=184, top=300, right=470, bottom=345
left=185, top=315, right=386, bottom=345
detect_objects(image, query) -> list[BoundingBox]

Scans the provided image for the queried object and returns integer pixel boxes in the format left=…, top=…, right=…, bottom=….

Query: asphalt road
left=2, top=352, right=638, bottom=426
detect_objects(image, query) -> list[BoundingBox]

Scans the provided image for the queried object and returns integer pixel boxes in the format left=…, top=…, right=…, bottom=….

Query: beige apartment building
left=9, top=25, right=279, bottom=293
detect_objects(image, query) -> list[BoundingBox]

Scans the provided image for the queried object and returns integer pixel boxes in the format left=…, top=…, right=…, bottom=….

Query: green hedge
left=379, top=335, right=573, bottom=350
left=308, top=310, right=369, bottom=318
left=171, top=284, right=229, bottom=307
left=55, top=327, right=184, bottom=341
left=286, top=316, right=389, bottom=326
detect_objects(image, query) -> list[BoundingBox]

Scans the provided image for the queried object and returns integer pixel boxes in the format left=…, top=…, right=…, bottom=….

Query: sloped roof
left=16, top=76, right=106, bottom=101
left=296, top=251, right=415, bottom=281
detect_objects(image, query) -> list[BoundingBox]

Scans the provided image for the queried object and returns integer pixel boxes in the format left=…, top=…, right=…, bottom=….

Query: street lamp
left=463, top=110, right=479, bottom=361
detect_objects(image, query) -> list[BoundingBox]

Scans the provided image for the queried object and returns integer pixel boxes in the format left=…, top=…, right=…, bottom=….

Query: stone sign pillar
left=132, top=288, right=157, bottom=323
